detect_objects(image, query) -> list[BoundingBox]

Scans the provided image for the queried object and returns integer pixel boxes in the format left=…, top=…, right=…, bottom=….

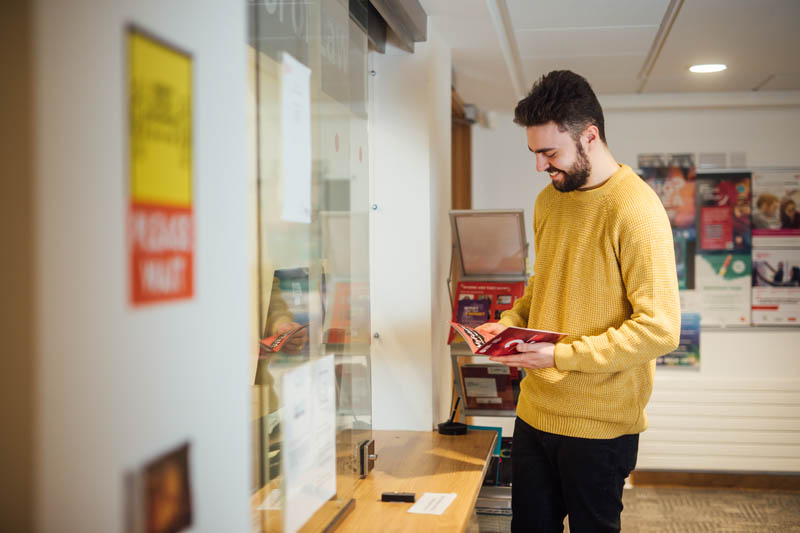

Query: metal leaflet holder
left=450, top=209, right=528, bottom=282
left=449, top=209, right=529, bottom=419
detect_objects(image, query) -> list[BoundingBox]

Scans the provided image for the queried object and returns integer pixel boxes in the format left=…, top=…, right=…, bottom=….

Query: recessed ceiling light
left=689, top=64, right=727, bottom=73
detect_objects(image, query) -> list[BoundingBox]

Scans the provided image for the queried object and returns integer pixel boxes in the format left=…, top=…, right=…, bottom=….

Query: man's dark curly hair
left=513, top=70, right=606, bottom=144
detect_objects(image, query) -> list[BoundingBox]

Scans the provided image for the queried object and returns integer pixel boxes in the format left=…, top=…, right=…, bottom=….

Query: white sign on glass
left=280, top=52, right=312, bottom=224
left=281, top=355, right=337, bottom=532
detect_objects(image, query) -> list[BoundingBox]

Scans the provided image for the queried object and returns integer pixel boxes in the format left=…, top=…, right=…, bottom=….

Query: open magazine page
left=449, top=321, right=566, bottom=357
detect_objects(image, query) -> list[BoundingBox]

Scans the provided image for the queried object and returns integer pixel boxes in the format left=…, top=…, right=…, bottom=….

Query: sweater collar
left=562, top=164, right=630, bottom=202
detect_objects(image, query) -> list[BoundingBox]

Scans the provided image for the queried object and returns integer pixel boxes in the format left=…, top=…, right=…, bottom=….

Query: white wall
left=34, top=1, right=251, bottom=531
left=471, top=96, right=800, bottom=472
left=369, top=23, right=452, bottom=431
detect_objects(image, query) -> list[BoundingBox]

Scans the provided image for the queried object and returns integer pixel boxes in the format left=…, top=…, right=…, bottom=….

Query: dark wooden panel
left=632, top=470, right=800, bottom=491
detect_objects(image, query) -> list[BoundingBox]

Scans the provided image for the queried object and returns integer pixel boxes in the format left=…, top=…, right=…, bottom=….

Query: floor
left=476, top=487, right=800, bottom=532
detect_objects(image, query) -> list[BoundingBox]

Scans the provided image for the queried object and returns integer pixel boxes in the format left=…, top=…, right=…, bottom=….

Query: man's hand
left=489, top=342, right=556, bottom=370
left=475, top=322, right=507, bottom=339
left=275, top=321, right=308, bottom=354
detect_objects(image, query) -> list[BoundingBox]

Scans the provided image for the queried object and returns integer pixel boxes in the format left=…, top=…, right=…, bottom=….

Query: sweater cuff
left=554, top=342, right=578, bottom=372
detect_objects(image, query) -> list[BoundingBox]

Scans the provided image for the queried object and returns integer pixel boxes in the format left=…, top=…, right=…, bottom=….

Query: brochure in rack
left=449, top=321, right=567, bottom=357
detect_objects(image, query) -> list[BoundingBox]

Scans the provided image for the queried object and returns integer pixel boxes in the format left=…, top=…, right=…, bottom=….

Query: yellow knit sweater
left=499, top=164, right=681, bottom=439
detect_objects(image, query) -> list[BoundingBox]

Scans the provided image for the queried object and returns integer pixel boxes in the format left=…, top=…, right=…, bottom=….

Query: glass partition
left=247, top=1, right=372, bottom=530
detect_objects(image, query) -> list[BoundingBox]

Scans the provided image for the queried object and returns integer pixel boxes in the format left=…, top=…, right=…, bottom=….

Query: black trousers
left=511, top=417, right=639, bottom=533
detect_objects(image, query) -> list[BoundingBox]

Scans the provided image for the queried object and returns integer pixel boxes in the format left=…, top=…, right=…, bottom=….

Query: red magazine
left=449, top=321, right=567, bottom=356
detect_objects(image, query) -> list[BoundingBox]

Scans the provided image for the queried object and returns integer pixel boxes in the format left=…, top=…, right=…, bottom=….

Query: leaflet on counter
left=449, top=321, right=566, bottom=356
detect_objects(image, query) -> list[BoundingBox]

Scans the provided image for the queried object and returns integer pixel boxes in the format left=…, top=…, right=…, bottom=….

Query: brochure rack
left=448, top=209, right=529, bottom=514
left=448, top=209, right=529, bottom=420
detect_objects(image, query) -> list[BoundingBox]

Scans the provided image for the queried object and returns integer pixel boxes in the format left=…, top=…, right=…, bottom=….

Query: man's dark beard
left=550, top=142, right=591, bottom=192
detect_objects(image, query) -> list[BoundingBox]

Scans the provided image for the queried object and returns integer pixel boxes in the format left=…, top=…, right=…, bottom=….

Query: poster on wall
left=695, top=253, right=752, bottom=326
left=752, top=249, right=800, bottom=325
left=751, top=172, right=800, bottom=248
left=126, top=442, right=194, bottom=533
left=657, top=313, right=700, bottom=368
left=696, top=173, right=752, bottom=253
left=640, top=153, right=697, bottom=289
left=128, top=27, right=194, bottom=305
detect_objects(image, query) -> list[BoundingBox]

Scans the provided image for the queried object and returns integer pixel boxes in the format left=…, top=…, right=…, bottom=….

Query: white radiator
left=639, top=377, right=800, bottom=472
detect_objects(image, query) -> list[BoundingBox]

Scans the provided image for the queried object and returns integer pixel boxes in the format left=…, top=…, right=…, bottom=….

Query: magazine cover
left=752, top=249, right=800, bottom=325
left=448, top=281, right=525, bottom=343
left=751, top=172, right=800, bottom=248
left=657, top=313, right=700, bottom=368
left=695, top=253, right=751, bottom=326
left=449, top=321, right=566, bottom=357
left=696, top=173, right=752, bottom=253
left=456, top=298, right=492, bottom=327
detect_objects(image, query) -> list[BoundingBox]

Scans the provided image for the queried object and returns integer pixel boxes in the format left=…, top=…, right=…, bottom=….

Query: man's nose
left=535, top=154, right=548, bottom=172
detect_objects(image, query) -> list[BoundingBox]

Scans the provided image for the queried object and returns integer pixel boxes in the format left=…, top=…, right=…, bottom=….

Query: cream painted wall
left=471, top=98, right=800, bottom=471
left=369, top=22, right=452, bottom=431
left=33, top=1, right=251, bottom=531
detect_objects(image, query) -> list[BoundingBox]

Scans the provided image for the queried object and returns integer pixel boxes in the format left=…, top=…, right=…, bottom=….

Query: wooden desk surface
left=335, top=429, right=497, bottom=533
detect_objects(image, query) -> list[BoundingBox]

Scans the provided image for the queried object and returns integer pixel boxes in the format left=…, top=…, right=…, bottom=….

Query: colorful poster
left=695, top=253, right=752, bottom=326
left=696, top=173, right=752, bottom=253
left=641, top=157, right=697, bottom=231
left=657, top=313, right=700, bottom=368
left=641, top=154, right=697, bottom=289
left=751, top=172, right=800, bottom=248
left=752, top=249, right=800, bottom=325
left=128, top=28, right=193, bottom=305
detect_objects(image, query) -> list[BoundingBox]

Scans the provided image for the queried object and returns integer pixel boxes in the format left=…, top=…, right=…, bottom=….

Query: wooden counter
left=334, top=429, right=497, bottom=533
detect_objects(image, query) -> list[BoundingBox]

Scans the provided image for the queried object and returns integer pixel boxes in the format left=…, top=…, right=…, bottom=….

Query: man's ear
left=583, top=124, right=600, bottom=148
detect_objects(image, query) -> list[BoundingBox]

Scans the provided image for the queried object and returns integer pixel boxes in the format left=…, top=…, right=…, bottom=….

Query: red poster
left=700, top=206, right=733, bottom=250
left=129, top=203, right=194, bottom=304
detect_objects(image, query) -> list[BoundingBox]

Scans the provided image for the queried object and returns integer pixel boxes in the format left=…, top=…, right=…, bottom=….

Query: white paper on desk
left=407, top=493, right=457, bottom=515
left=280, top=52, right=312, bottom=224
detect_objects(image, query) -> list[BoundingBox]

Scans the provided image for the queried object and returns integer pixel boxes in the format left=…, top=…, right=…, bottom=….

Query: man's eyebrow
left=528, top=146, right=556, bottom=154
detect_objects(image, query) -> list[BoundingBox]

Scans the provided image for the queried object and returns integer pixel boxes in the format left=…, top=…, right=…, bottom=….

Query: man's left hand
left=488, top=342, right=556, bottom=370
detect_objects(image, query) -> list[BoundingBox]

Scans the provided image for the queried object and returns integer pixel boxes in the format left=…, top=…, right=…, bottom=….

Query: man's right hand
left=475, top=322, right=508, bottom=339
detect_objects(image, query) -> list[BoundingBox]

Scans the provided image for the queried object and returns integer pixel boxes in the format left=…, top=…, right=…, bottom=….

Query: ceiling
left=419, top=0, right=800, bottom=111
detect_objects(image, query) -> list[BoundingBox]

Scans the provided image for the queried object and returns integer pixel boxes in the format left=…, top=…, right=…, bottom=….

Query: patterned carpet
left=476, top=487, right=800, bottom=532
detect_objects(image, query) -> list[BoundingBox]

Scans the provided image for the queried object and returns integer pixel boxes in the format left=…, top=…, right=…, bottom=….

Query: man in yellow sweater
left=477, top=71, right=680, bottom=532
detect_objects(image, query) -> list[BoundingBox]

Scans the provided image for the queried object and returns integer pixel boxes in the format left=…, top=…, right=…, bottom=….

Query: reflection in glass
left=248, top=0, right=372, bottom=530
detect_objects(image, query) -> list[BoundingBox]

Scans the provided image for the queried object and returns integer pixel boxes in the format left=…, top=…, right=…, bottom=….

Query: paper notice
left=407, top=493, right=457, bottom=515
left=464, top=377, right=498, bottom=398
left=280, top=52, right=312, bottom=223
left=281, top=355, right=336, bottom=531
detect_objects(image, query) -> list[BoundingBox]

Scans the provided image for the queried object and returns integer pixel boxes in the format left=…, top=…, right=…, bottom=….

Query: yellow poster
left=128, top=29, right=192, bottom=207
left=128, top=28, right=194, bottom=305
